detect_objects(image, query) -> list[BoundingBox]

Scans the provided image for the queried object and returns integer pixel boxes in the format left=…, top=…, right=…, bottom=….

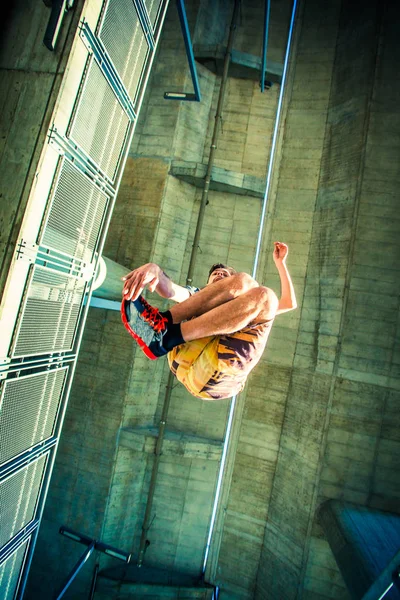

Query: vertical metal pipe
left=252, top=0, right=298, bottom=279
left=186, top=0, right=241, bottom=285
left=202, top=0, right=299, bottom=577
left=136, top=0, right=241, bottom=566
left=88, top=563, right=99, bottom=600
left=137, top=372, right=175, bottom=566
left=260, top=0, right=271, bottom=92
left=176, top=0, right=201, bottom=101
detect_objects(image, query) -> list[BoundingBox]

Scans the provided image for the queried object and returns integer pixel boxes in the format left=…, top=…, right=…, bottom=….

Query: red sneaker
left=121, top=296, right=169, bottom=360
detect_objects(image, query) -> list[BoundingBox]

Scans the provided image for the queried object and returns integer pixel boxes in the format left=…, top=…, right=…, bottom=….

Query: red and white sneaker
left=121, top=296, right=169, bottom=360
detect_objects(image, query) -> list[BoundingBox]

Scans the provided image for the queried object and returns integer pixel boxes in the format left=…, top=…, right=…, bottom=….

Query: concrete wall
left=255, top=0, right=400, bottom=598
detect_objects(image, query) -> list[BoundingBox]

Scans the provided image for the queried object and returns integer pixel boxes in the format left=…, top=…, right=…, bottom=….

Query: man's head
left=207, top=263, right=236, bottom=285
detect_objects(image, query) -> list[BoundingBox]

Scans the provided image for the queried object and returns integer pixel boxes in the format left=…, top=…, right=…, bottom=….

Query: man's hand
left=273, top=241, right=289, bottom=266
left=122, top=263, right=162, bottom=301
left=122, top=263, right=190, bottom=303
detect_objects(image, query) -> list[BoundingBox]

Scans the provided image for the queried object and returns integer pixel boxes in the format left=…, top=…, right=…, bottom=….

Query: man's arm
left=122, top=263, right=190, bottom=303
left=273, top=242, right=297, bottom=315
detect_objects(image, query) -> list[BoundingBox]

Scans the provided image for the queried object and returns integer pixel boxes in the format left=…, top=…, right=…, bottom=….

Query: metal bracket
left=55, top=526, right=131, bottom=599
left=0, top=357, right=11, bottom=381
left=48, top=127, right=66, bottom=156
left=14, top=236, right=96, bottom=282
left=260, top=0, right=271, bottom=92
left=15, top=240, right=38, bottom=263
left=164, top=0, right=201, bottom=102
left=43, top=0, right=75, bottom=52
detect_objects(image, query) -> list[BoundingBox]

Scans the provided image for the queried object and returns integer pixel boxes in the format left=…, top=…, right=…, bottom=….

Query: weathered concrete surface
left=255, top=0, right=400, bottom=599
left=96, top=575, right=214, bottom=599
left=194, top=44, right=283, bottom=83
left=119, top=426, right=223, bottom=460
left=170, top=160, right=265, bottom=197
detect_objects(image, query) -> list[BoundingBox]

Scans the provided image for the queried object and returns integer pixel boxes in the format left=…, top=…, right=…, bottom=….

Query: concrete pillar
left=92, top=256, right=129, bottom=302
left=319, top=500, right=400, bottom=600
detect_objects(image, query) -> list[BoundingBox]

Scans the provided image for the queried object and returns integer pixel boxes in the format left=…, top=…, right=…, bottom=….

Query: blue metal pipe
left=164, top=0, right=201, bottom=101
left=202, top=0, right=299, bottom=578
left=260, top=0, right=271, bottom=92
left=253, top=0, right=298, bottom=277
left=55, top=541, right=95, bottom=599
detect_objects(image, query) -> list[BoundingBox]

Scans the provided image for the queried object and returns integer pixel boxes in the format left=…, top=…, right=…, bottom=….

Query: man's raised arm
left=273, top=242, right=297, bottom=315
left=122, top=263, right=190, bottom=303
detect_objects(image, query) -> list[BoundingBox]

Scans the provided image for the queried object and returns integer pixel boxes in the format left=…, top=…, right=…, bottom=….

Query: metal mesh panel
left=145, top=0, right=163, bottom=29
left=0, top=455, right=47, bottom=550
left=0, top=538, right=29, bottom=600
left=12, top=266, right=84, bottom=358
left=0, top=368, right=68, bottom=466
left=69, top=58, right=130, bottom=181
left=40, top=158, right=108, bottom=262
left=99, top=0, right=149, bottom=102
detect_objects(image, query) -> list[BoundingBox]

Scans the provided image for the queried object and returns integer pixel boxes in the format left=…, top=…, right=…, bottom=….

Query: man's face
left=207, top=267, right=233, bottom=285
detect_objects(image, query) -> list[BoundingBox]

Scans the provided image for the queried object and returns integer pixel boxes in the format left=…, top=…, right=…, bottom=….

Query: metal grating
left=0, top=455, right=47, bottom=550
left=0, top=368, right=68, bottom=466
left=0, top=538, right=29, bottom=600
left=99, top=0, right=149, bottom=103
left=68, top=57, right=130, bottom=181
left=145, top=0, right=163, bottom=29
left=12, top=266, right=84, bottom=358
left=0, top=1, right=168, bottom=596
left=39, top=157, right=109, bottom=263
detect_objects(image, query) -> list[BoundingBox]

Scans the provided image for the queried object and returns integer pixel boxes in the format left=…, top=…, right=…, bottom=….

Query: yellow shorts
left=168, top=321, right=272, bottom=400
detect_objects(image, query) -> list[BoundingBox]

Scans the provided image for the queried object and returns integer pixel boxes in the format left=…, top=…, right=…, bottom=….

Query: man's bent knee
left=230, top=272, right=258, bottom=297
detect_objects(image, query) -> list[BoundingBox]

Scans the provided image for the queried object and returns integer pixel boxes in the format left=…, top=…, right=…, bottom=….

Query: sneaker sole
left=121, top=300, right=158, bottom=360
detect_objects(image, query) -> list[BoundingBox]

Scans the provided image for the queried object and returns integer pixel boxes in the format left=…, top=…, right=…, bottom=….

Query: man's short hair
left=208, top=263, right=236, bottom=278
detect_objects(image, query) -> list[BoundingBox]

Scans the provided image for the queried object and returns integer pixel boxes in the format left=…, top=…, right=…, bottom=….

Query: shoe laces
left=141, top=299, right=168, bottom=333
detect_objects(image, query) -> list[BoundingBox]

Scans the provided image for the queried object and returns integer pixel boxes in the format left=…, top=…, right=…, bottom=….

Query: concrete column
left=92, top=256, right=130, bottom=302
left=319, top=500, right=400, bottom=599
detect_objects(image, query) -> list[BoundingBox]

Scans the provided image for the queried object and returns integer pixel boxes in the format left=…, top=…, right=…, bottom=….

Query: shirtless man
left=121, top=242, right=296, bottom=400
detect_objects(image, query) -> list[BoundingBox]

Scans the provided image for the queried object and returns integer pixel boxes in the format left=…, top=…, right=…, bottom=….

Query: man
left=121, top=242, right=296, bottom=400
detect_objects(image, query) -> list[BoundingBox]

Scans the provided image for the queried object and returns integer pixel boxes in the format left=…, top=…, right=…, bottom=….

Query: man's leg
left=121, top=272, right=277, bottom=359
left=169, top=272, right=259, bottom=324
left=180, top=286, right=278, bottom=342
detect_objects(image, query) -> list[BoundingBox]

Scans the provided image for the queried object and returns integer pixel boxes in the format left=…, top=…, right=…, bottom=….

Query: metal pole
left=54, top=541, right=95, bottom=600
left=170, top=0, right=201, bottom=101
left=186, top=0, right=241, bottom=285
left=252, top=0, right=299, bottom=279
left=88, top=563, right=99, bottom=600
left=202, top=0, right=299, bottom=577
left=260, top=0, right=271, bottom=92
left=137, top=372, right=175, bottom=566
left=136, top=0, right=241, bottom=566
